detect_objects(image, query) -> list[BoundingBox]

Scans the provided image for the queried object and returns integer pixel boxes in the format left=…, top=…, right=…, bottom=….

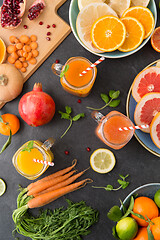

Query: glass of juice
left=12, top=138, right=54, bottom=180
left=51, top=56, right=97, bottom=97
left=92, top=111, right=135, bottom=150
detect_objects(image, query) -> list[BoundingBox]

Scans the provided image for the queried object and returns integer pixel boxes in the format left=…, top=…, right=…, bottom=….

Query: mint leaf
left=73, top=113, right=85, bottom=121
left=111, top=90, right=120, bottom=99
left=59, top=111, right=70, bottom=120
left=22, top=140, right=34, bottom=152
left=0, top=129, right=12, bottom=154
left=105, top=185, right=113, bottom=191
left=119, top=174, right=129, bottom=180
left=107, top=206, right=122, bottom=222
left=28, top=141, right=34, bottom=149
left=147, top=225, right=154, bottom=240
left=112, top=226, right=119, bottom=239
left=109, top=100, right=120, bottom=107
left=109, top=90, right=116, bottom=98
left=101, top=93, right=109, bottom=104
left=65, top=106, right=72, bottom=114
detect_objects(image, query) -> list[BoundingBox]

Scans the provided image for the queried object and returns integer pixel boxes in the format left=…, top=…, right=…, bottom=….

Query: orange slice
left=118, top=17, right=145, bottom=52
left=151, top=27, right=160, bottom=53
left=91, top=15, right=126, bottom=52
left=0, top=38, right=6, bottom=64
left=122, top=6, right=155, bottom=39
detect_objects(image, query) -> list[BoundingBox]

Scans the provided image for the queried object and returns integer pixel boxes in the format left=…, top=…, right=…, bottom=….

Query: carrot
left=28, top=179, right=92, bottom=208
left=27, top=170, right=76, bottom=197
left=34, top=168, right=90, bottom=197
left=27, top=159, right=77, bottom=191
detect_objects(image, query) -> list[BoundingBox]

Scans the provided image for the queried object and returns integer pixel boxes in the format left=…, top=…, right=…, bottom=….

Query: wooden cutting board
left=0, top=0, right=71, bottom=109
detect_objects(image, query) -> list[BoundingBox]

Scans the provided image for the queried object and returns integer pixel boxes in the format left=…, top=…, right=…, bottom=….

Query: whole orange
left=134, top=227, right=148, bottom=240
left=0, top=114, right=20, bottom=135
left=131, top=197, right=159, bottom=227
left=150, top=217, right=160, bottom=240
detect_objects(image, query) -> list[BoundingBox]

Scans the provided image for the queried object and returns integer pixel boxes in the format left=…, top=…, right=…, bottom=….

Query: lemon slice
left=0, top=179, right=6, bottom=196
left=78, top=0, right=105, bottom=11
left=90, top=148, right=116, bottom=173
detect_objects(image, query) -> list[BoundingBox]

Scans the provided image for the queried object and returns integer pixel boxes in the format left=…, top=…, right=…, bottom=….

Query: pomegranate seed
left=86, top=147, right=91, bottom=152
left=64, top=150, right=69, bottom=155
left=39, top=21, right=43, bottom=25
left=55, top=59, right=59, bottom=63
left=46, top=37, right=51, bottom=41
left=77, top=99, right=81, bottom=103
left=23, top=24, right=28, bottom=29
left=52, top=24, right=56, bottom=28
left=47, top=25, right=50, bottom=28
left=47, top=32, right=51, bottom=36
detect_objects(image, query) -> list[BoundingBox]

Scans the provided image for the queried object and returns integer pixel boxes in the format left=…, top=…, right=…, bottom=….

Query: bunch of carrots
left=13, top=160, right=91, bottom=222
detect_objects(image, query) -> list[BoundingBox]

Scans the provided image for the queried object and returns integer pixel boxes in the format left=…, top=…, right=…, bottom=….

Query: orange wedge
left=0, top=38, right=6, bottom=64
left=118, top=17, right=145, bottom=52
left=122, top=6, right=154, bottom=39
left=91, top=15, right=126, bottom=52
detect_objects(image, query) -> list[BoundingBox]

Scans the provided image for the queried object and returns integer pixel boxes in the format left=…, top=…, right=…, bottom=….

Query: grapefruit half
left=134, top=92, right=160, bottom=133
left=132, top=67, right=160, bottom=102
left=150, top=112, right=160, bottom=148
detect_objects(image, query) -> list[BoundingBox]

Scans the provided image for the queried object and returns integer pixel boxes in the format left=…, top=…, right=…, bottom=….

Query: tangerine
left=131, top=197, right=159, bottom=227
left=0, top=114, right=20, bottom=136
left=133, top=227, right=148, bottom=240
left=150, top=217, right=160, bottom=240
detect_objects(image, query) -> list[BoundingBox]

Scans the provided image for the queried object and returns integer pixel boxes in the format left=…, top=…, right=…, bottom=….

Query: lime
left=90, top=148, right=116, bottom=174
left=154, top=189, right=160, bottom=208
left=116, top=217, right=138, bottom=240
left=0, top=178, right=6, bottom=196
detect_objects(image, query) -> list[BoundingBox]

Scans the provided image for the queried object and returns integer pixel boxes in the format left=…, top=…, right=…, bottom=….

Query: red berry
left=55, top=59, right=59, bottom=63
left=47, top=25, right=50, bottom=28
left=47, top=32, right=51, bottom=36
left=52, top=24, right=56, bottom=28
left=86, top=147, right=91, bottom=152
left=65, top=150, right=69, bottom=155
left=39, top=21, right=43, bottom=25
left=46, top=37, right=51, bottom=41
left=23, top=25, right=28, bottom=29
left=77, top=99, right=81, bottom=103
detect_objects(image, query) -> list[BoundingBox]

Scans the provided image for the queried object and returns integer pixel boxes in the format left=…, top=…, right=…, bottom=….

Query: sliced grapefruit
left=131, top=0, right=150, bottom=7
left=132, top=67, right=160, bottom=102
left=134, top=92, right=160, bottom=133
left=150, top=112, right=160, bottom=148
left=151, top=27, right=160, bottom=53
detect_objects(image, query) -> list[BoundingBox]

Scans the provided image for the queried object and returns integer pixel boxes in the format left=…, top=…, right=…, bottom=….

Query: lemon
left=154, top=189, right=160, bottom=208
left=78, top=0, right=105, bottom=11
left=0, top=178, right=6, bottom=196
left=116, top=217, right=138, bottom=240
left=90, top=148, right=116, bottom=173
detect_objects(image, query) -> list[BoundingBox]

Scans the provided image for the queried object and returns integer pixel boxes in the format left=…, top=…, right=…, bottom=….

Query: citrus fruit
left=150, top=112, right=160, bottom=148
left=0, top=179, right=6, bottom=196
left=0, top=113, right=20, bottom=136
left=122, top=6, right=155, bottom=39
left=78, top=0, right=105, bottom=11
left=134, top=92, right=160, bottom=133
left=151, top=27, right=160, bottom=53
left=76, top=3, right=118, bottom=53
left=133, top=227, right=148, bottom=240
left=131, top=196, right=159, bottom=227
left=116, top=217, right=138, bottom=240
left=90, top=148, right=116, bottom=173
left=91, top=15, right=126, bottom=52
left=118, top=17, right=145, bottom=52
left=106, top=0, right=131, bottom=17
left=0, top=38, right=6, bottom=64
left=154, top=189, right=160, bottom=208
left=150, top=217, right=160, bottom=240
left=132, top=67, right=160, bottom=102
left=131, top=0, right=150, bottom=7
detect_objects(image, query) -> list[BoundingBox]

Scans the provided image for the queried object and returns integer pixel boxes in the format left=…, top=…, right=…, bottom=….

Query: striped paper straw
left=119, top=124, right=149, bottom=131
left=33, top=159, right=54, bottom=167
left=79, top=57, right=105, bottom=76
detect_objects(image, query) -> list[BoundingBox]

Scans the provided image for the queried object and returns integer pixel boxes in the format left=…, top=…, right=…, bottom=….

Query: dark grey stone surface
left=0, top=0, right=160, bottom=239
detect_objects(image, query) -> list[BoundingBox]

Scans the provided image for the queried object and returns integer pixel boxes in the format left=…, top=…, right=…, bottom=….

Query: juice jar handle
left=42, top=138, right=55, bottom=151
left=91, top=111, right=104, bottom=123
left=51, top=63, right=63, bottom=77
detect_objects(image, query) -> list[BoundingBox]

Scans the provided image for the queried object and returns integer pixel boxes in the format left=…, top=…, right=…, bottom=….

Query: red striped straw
left=119, top=124, right=149, bottom=131
left=33, top=159, right=54, bottom=167
left=79, top=57, right=105, bottom=77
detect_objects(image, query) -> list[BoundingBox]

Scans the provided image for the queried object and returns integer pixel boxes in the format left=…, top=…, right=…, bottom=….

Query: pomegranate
left=28, top=0, right=45, bottom=20
left=18, top=83, right=55, bottom=127
left=0, top=0, right=26, bottom=29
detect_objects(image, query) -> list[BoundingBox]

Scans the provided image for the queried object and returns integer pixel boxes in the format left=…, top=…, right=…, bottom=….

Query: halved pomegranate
left=28, top=0, right=45, bottom=21
left=0, top=0, right=26, bottom=29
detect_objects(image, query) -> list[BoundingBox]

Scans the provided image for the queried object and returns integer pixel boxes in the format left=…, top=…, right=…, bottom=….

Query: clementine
left=134, top=227, right=148, bottom=240
left=131, top=197, right=159, bottom=227
left=0, top=113, right=20, bottom=135
left=150, top=217, right=160, bottom=240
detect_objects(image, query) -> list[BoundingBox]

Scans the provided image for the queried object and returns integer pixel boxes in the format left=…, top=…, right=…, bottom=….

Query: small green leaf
left=109, top=90, right=116, bottom=98
left=119, top=174, right=125, bottom=180
left=100, top=93, right=109, bottom=104
left=121, top=182, right=129, bottom=189
left=60, top=64, right=69, bottom=78
left=27, top=141, right=34, bottom=149
left=122, top=196, right=134, bottom=219
left=111, top=90, right=120, bottom=99
left=0, top=115, right=4, bottom=123
left=107, top=206, right=122, bottom=222
left=119, top=199, right=127, bottom=214
left=109, top=99, right=120, bottom=107
left=65, top=106, right=72, bottom=114
left=72, top=113, right=85, bottom=121
left=105, top=185, right=114, bottom=191
left=130, top=211, right=146, bottom=221
left=59, top=111, right=70, bottom=120
left=0, top=129, right=12, bottom=154
left=112, top=226, right=119, bottom=239
left=147, top=225, right=154, bottom=240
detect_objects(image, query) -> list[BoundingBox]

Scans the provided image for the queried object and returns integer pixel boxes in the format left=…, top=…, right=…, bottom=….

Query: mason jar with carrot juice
left=52, top=57, right=97, bottom=97
left=92, top=111, right=135, bottom=149
left=12, top=138, right=54, bottom=180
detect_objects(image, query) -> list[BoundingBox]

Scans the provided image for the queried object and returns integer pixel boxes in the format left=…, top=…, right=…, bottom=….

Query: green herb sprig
left=22, top=141, right=34, bottom=152
left=86, top=90, right=120, bottom=110
left=92, top=174, right=129, bottom=191
left=60, top=64, right=69, bottom=78
left=59, top=106, right=85, bottom=138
